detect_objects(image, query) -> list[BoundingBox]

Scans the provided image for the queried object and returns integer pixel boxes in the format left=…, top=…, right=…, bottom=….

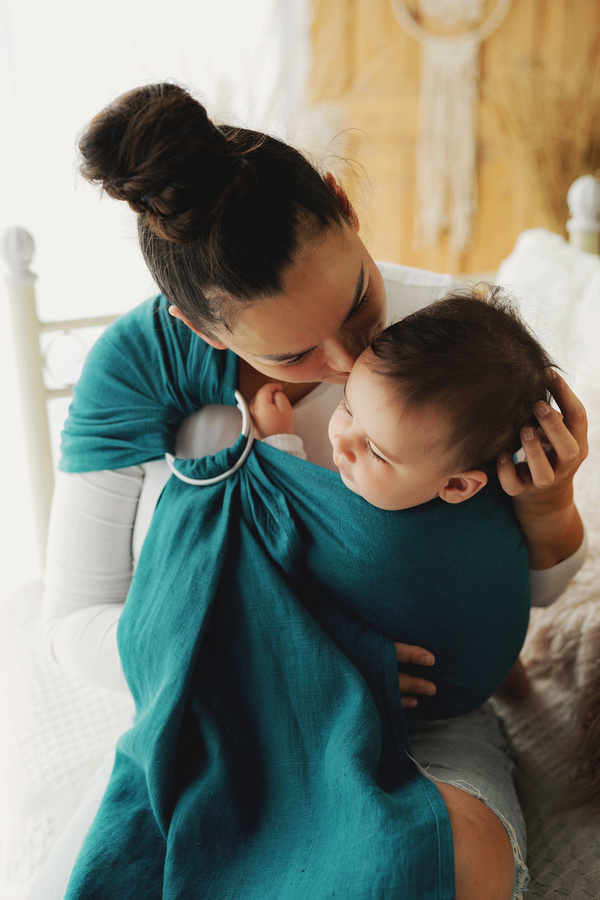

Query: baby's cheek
left=327, top=413, right=339, bottom=446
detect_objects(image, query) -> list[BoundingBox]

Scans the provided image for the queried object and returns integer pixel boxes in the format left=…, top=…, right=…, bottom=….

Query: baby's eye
left=366, top=440, right=386, bottom=463
left=339, top=397, right=352, bottom=417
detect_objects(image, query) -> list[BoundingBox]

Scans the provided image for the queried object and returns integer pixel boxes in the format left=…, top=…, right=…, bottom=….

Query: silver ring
left=165, top=390, right=255, bottom=486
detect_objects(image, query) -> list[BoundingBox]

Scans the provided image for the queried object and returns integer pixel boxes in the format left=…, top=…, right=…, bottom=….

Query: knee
left=436, top=782, right=515, bottom=900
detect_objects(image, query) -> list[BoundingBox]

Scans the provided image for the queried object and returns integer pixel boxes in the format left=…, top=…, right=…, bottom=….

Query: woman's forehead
left=230, top=226, right=365, bottom=356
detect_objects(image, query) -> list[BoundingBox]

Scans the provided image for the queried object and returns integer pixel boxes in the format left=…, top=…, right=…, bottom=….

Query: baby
left=250, top=284, right=554, bottom=702
left=250, top=284, right=554, bottom=513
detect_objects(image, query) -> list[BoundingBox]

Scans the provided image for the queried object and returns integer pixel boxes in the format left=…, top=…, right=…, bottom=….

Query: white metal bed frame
left=2, top=173, right=600, bottom=566
left=1, top=228, right=117, bottom=565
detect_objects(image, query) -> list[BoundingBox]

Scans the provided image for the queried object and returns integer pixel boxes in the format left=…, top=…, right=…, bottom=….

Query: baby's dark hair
left=366, top=285, right=554, bottom=473
left=78, top=83, right=349, bottom=333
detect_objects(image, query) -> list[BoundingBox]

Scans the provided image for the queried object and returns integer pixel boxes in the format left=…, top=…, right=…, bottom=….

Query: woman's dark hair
left=366, top=285, right=554, bottom=473
left=78, top=82, right=348, bottom=332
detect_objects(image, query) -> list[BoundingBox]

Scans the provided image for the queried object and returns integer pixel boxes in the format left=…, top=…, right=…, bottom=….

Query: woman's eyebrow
left=256, top=263, right=365, bottom=362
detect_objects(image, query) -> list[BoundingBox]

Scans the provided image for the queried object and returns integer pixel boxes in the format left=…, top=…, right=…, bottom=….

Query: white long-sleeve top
left=43, top=262, right=588, bottom=694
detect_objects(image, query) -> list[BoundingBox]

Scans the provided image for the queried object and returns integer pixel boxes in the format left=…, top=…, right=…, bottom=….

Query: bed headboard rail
left=1, top=227, right=117, bottom=566
left=567, top=175, right=600, bottom=254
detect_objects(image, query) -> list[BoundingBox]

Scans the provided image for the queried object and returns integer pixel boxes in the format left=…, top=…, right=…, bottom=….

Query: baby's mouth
left=333, top=454, right=353, bottom=480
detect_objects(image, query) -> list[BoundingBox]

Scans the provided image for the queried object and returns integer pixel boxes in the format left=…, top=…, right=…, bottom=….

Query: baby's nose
left=333, top=431, right=355, bottom=461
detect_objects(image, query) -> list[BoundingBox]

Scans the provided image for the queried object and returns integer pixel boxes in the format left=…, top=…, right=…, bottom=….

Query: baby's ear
left=438, top=470, right=488, bottom=504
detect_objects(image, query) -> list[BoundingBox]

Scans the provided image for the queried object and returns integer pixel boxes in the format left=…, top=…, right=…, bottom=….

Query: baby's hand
left=250, top=383, right=295, bottom=439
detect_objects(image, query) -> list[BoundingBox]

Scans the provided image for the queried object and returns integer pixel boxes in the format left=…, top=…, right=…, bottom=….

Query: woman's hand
left=497, top=370, right=588, bottom=569
left=249, top=383, right=295, bottom=439
left=395, top=642, right=436, bottom=709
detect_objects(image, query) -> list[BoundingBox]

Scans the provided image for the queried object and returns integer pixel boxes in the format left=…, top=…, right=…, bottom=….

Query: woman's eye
left=283, top=351, right=310, bottom=367
left=349, top=286, right=371, bottom=319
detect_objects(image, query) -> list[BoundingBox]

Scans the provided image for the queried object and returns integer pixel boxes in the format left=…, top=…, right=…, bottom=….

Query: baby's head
left=328, top=285, right=554, bottom=510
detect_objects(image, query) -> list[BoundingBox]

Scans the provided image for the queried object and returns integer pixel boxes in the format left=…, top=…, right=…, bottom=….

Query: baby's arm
left=249, top=383, right=307, bottom=460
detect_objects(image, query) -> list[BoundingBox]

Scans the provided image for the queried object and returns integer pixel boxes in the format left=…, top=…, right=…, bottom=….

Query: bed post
left=1, top=227, right=119, bottom=570
left=1, top=227, right=54, bottom=568
left=567, top=175, right=600, bottom=255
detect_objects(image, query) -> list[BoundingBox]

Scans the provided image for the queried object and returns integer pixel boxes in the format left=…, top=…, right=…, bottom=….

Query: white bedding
left=2, top=227, right=600, bottom=899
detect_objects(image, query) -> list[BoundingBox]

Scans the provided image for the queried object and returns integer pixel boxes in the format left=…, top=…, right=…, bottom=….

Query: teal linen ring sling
left=60, top=297, right=531, bottom=899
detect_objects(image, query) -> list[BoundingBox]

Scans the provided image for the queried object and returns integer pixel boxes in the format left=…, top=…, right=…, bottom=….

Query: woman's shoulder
left=102, top=294, right=191, bottom=354
left=60, top=296, right=237, bottom=472
left=85, top=294, right=229, bottom=396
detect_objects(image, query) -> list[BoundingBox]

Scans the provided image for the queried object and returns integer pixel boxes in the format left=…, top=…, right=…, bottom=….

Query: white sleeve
left=42, top=468, right=144, bottom=694
left=262, top=434, right=307, bottom=460
left=529, top=527, right=589, bottom=607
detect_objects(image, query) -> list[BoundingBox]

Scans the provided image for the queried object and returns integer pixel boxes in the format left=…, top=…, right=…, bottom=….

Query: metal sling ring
left=165, top=389, right=255, bottom=486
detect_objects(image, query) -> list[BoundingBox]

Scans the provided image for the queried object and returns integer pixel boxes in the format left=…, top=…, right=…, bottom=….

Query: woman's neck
left=238, top=358, right=321, bottom=406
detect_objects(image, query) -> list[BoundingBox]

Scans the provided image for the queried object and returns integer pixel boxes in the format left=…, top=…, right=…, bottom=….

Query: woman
left=36, top=83, right=587, bottom=900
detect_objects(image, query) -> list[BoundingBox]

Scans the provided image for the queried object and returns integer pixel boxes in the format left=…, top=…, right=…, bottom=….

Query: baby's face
left=328, top=351, right=455, bottom=510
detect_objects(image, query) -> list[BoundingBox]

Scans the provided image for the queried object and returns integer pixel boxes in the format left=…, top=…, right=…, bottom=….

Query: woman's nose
left=325, top=335, right=364, bottom=373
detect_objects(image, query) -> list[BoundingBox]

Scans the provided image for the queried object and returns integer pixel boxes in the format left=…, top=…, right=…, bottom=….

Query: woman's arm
left=42, top=467, right=144, bottom=694
left=497, top=370, right=588, bottom=570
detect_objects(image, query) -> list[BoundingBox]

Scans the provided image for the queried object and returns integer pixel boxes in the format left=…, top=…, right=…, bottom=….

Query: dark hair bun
left=78, top=82, right=253, bottom=242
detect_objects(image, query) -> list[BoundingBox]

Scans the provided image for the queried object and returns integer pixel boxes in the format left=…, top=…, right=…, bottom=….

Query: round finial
left=566, top=175, right=600, bottom=235
left=1, top=226, right=37, bottom=285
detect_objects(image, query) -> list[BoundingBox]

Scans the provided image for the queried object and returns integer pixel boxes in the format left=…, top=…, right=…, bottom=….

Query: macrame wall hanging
left=391, top=0, right=512, bottom=260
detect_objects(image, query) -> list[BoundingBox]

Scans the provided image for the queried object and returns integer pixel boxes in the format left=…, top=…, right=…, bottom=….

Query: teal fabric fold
left=61, top=296, right=531, bottom=899
left=60, top=296, right=239, bottom=470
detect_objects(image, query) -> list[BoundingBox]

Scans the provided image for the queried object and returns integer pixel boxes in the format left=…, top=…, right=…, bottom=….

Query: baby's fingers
left=253, top=383, right=283, bottom=408
left=273, top=389, right=292, bottom=413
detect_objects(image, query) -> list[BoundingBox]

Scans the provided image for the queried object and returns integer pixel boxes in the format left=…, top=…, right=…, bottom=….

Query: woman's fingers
left=496, top=452, right=526, bottom=496
left=394, top=641, right=435, bottom=667
left=497, top=371, right=588, bottom=496
left=398, top=673, right=437, bottom=708
left=519, top=426, right=555, bottom=490
left=543, top=371, right=589, bottom=462
left=394, top=641, right=436, bottom=707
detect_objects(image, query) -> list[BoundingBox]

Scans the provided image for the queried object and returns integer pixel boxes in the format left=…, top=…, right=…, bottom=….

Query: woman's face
left=202, top=221, right=387, bottom=384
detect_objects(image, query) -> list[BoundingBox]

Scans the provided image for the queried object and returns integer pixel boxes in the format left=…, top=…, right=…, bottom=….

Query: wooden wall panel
left=309, top=0, right=600, bottom=274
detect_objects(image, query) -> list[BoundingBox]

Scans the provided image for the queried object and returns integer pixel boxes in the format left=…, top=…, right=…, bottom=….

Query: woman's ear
left=438, top=470, right=488, bottom=504
left=168, top=306, right=228, bottom=350
left=323, top=172, right=360, bottom=233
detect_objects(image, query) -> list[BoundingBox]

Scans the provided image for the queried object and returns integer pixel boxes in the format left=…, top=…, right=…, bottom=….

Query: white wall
left=0, top=0, right=311, bottom=593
